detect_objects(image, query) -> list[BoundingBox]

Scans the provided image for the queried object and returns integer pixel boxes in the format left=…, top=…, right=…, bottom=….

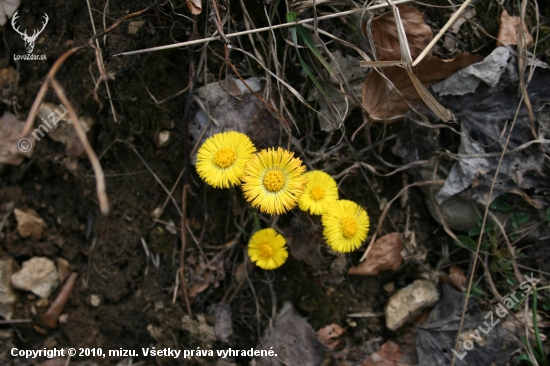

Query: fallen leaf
left=366, top=5, right=432, bottom=61
left=0, top=111, right=34, bottom=165
left=496, top=10, right=533, bottom=48
left=448, top=265, right=466, bottom=290
left=0, top=0, right=19, bottom=26
left=361, top=53, right=483, bottom=122
left=317, top=323, right=345, bottom=350
left=185, top=0, right=202, bottom=15
left=361, top=341, right=412, bottom=366
left=349, top=233, right=403, bottom=276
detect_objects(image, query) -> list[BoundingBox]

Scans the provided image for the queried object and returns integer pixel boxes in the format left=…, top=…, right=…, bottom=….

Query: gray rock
left=11, top=257, right=59, bottom=298
left=385, top=279, right=439, bottom=331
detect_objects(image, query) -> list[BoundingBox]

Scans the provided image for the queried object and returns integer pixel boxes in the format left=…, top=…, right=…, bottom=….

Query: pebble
left=385, top=280, right=439, bottom=331
left=11, top=257, right=59, bottom=298
left=14, top=208, right=45, bottom=239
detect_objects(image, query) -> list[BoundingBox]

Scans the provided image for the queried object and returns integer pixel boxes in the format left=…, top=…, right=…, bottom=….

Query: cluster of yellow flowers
left=196, top=131, right=370, bottom=270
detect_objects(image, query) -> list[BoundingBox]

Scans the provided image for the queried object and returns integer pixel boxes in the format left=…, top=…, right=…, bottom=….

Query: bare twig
left=50, top=79, right=109, bottom=215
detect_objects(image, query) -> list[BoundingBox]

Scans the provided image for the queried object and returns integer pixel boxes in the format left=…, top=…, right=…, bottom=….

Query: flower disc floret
left=241, top=147, right=307, bottom=215
left=196, top=131, right=256, bottom=188
left=248, top=228, right=288, bottom=270
left=321, top=200, right=370, bottom=253
left=299, top=170, right=339, bottom=215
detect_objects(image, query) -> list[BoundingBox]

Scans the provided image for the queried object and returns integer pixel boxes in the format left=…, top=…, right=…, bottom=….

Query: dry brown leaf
left=349, top=233, right=403, bottom=276
left=317, top=323, right=345, bottom=350
left=361, top=53, right=483, bottom=122
left=361, top=341, right=412, bottom=366
left=185, top=0, right=202, bottom=15
left=366, top=5, right=432, bottom=61
left=448, top=265, right=466, bottom=289
left=0, top=111, right=34, bottom=165
left=496, top=10, right=533, bottom=48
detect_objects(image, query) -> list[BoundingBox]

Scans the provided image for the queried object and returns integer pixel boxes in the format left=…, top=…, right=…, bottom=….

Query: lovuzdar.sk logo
left=11, top=10, right=48, bottom=60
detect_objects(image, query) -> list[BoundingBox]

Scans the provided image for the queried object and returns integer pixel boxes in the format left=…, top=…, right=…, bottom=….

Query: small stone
left=90, top=294, right=101, bottom=307
left=128, top=20, right=146, bottom=35
left=385, top=280, right=439, bottom=331
left=0, top=258, right=18, bottom=320
left=383, top=282, right=395, bottom=293
left=36, top=298, right=49, bottom=307
left=58, top=314, right=69, bottom=324
left=56, top=258, right=70, bottom=283
left=11, top=257, right=59, bottom=298
left=156, top=130, right=171, bottom=148
left=14, top=208, right=45, bottom=239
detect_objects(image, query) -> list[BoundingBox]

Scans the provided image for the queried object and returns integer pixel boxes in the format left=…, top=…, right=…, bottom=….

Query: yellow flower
left=299, top=170, right=339, bottom=215
left=241, top=147, right=307, bottom=215
left=321, top=200, right=370, bottom=253
left=248, top=228, right=288, bottom=270
left=196, top=131, right=256, bottom=188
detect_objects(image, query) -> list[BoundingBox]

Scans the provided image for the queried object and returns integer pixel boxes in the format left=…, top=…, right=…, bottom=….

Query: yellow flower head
left=299, top=170, right=339, bottom=215
left=248, top=228, right=288, bottom=270
left=321, top=200, right=370, bottom=253
left=196, top=131, right=256, bottom=188
left=241, top=147, right=308, bottom=215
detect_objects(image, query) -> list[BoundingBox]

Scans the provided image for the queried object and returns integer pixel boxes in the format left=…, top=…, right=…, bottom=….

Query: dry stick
left=412, top=0, right=473, bottom=67
left=450, top=89, right=529, bottom=366
left=85, top=0, right=118, bottom=123
left=41, top=272, right=79, bottom=328
left=50, top=79, right=109, bottom=215
left=113, top=0, right=413, bottom=57
left=360, top=180, right=445, bottom=262
left=179, top=48, right=196, bottom=316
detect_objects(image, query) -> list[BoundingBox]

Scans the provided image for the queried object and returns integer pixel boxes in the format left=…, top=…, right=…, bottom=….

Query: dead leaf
left=317, top=323, right=345, bottom=350
left=497, top=10, right=533, bottom=48
left=361, top=340, right=412, bottom=366
left=361, top=53, right=483, bottom=122
left=187, top=251, right=225, bottom=299
left=448, top=265, right=466, bottom=289
left=349, top=233, right=403, bottom=276
left=366, top=5, right=432, bottom=61
left=0, top=111, right=34, bottom=165
left=185, top=0, right=202, bottom=15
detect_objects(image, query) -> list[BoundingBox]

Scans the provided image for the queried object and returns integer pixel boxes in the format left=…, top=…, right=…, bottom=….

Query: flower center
left=258, top=243, right=274, bottom=258
left=263, top=170, right=286, bottom=192
left=341, top=215, right=358, bottom=238
left=214, top=147, right=237, bottom=169
left=310, top=185, right=325, bottom=201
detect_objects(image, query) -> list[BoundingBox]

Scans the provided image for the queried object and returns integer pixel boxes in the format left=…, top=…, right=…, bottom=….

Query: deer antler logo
left=11, top=11, right=49, bottom=54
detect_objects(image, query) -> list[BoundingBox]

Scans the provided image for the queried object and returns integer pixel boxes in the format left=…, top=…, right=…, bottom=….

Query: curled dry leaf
left=349, top=233, right=403, bottom=276
left=362, top=53, right=483, bottom=122
left=185, top=0, right=202, bottom=15
left=448, top=265, right=466, bottom=290
left=361, top=340, right=412, bottom=366
left=366, top=5, right=432, bottom=62
left=0, top=112, right=34, bottom=165
left=496, top=10, right=533, bottom=48
left=317, top=323, right=345, bottom=350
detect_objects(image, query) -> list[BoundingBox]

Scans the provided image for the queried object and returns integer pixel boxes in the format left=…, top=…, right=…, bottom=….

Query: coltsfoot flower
left=248, top=228, right=288, bottom=270
left=321, top=200, right=370, bottom=253
left=299, top=170, right=339, bottom=215
left=241, top=147, right=307, bottom=215
left=196, top=131, right=256, bottom=188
